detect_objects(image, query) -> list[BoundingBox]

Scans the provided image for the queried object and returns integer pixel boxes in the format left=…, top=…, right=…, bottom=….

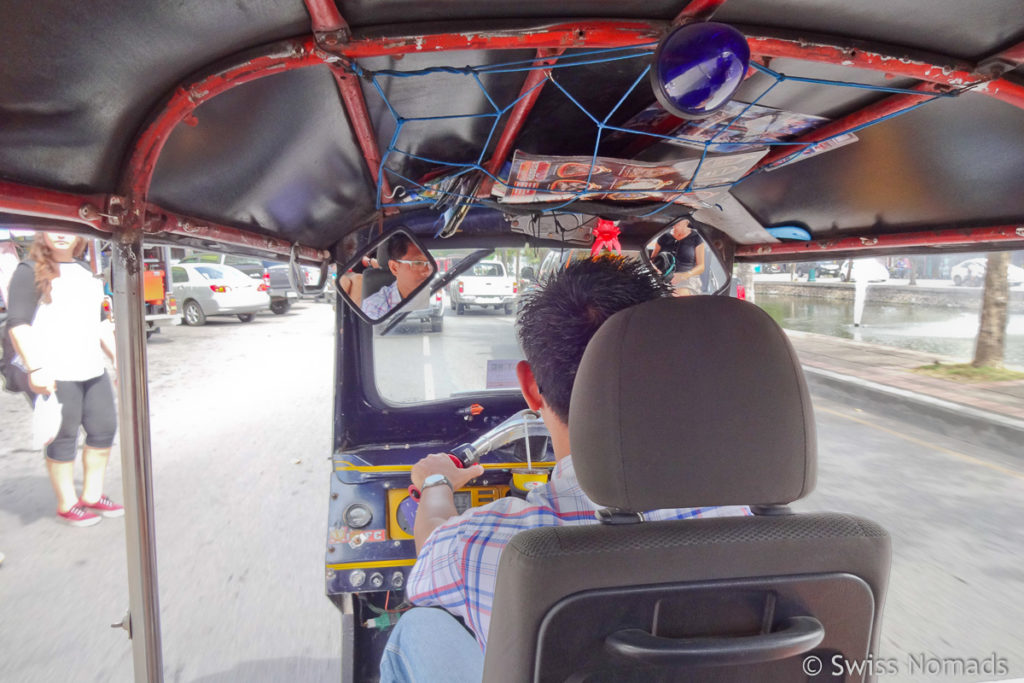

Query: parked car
left=404, top=286, right=447, bottom=332
left=262, top=263, right=299, bottom=314
left=795, top=261, right=841, bottom=278
left=950, top=258, right=1024, bottom=287
left=178, top=252, right=266, bottom=280
left=449, top=260, right=518, bottom=314
left=839, top=258, right=890, bottom=283
left=290, top=264, right=331, bottom=301
left=170, top=263, right=270, bottom=326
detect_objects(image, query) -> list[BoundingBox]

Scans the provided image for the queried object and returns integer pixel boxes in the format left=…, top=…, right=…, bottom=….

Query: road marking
left=818, top=406, right=1024, bottom=480
left=423, top=336, right=435, bottom=400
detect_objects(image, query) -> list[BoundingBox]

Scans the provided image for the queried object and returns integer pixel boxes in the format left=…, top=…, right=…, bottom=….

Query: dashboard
left=325, top=439, right=554, bottom=598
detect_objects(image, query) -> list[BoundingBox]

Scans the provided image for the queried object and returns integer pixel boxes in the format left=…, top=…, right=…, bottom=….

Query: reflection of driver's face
left=390, top=244, right=431, bottom=297
left=671, top=220, right=692, bottom=240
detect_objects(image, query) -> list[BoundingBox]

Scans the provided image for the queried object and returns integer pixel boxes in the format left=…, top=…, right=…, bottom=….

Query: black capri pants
left=45, top=371, right=117, bottom=462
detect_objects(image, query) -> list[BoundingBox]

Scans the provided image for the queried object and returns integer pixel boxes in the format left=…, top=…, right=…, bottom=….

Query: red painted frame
left=736, top=224, right=1024, bottom=259
left=752, top=83, right=947, bottom=171
left=477, top=47, right=566, bottom=196
left=674, top=0, right=731, bottom=24
left=330, top=68, right=394, bottom=200
left=304, top=1, right=393, bottom=200
left=2, top=20, right=1024, bottom=257
left=0, top=180, right=109, bottom=231
left=145, top=209, right=329, bottom=262
left=305, top=0, right=349, bottom=36
left=122, top=38, right=322, bottom=203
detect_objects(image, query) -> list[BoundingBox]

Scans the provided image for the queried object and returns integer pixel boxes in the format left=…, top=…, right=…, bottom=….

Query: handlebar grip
left=449, top=444, right=474, bottom=467
left=604, top=616, right=824, bottom=667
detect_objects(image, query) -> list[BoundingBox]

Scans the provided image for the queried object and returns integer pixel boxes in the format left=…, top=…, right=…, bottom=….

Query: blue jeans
left=380, top=607, right=484, bottom=683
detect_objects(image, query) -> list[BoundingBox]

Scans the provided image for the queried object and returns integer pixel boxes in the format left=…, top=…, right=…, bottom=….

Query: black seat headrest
left=569, top=296, right=816, bottom=510
left=361, top=267, right=395, bottom=300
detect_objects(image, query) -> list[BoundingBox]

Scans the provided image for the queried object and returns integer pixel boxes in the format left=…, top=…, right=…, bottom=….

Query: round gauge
left=344, top=504, right=373, bottom=529
left=397, top=497, right=418, bottom=536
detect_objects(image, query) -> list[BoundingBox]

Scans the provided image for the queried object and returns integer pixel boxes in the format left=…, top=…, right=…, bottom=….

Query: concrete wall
left=753, top=280, right=1024, bottom=313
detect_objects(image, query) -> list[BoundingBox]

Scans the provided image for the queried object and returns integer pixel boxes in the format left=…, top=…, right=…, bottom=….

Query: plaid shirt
left=360, top=280, right=400, bottom=319
left=405, top=455, right=751, bottom=650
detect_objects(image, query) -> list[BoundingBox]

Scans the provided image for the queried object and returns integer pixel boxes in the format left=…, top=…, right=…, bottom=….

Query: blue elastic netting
left=354, top=44, right=957, bottom=217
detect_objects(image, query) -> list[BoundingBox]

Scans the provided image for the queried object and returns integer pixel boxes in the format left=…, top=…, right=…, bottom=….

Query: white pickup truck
left=449, top=260, right=518, bottom=315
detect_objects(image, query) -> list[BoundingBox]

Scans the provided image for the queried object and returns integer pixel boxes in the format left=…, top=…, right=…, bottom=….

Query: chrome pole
left=110, top=226, right=164, bottom=682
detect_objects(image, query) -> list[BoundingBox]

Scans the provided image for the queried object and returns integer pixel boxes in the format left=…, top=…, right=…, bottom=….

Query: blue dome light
left=650, top=22, right=750, bottom=119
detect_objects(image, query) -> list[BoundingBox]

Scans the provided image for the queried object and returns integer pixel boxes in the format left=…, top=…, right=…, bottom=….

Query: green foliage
left=913, top=363, right=1024, bottom=383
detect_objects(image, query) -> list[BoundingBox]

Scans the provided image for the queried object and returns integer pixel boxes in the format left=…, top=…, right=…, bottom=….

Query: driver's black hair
left=386, top=232, right=414, bottom=263
left=516, top=255, right=672, bottom=423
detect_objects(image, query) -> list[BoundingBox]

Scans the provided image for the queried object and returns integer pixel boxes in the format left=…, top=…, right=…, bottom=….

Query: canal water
left=756, top=294, right=1024, bottom=368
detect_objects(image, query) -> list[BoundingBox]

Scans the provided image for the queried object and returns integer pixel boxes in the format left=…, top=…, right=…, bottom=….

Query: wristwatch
left=421, top=473, right=454, bottom=494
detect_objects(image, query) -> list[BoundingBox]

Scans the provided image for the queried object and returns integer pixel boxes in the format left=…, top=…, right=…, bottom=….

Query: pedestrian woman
left=6, top=232, right=122, bottom=527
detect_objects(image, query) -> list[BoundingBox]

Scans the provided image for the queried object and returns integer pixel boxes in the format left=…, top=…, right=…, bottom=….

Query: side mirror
left=642, top=218, right=727, bottom=296
left=336, top=228, right=438, bottom=324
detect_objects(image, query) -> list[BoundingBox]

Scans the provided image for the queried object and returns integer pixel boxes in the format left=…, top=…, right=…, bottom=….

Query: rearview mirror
left=336, top=228, right=438, bottom=323
left=641, top=218, right=728, bottom=296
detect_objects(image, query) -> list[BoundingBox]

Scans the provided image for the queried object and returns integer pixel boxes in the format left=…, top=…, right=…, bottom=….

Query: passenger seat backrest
left=361, top=242, right=395, bottom=300
left=483, top=296, right=891, bottom=683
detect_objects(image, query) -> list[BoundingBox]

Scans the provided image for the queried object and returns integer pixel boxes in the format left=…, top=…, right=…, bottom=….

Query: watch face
left=424, top=474, right=446, bottom=486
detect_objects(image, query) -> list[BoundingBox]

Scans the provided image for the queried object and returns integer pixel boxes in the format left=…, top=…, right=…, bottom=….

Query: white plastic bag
left=32, top=393, right=63, bottom=450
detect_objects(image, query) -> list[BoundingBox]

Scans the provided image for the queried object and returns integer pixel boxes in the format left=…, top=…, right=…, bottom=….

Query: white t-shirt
left=31, top=262, right=107, bottom=381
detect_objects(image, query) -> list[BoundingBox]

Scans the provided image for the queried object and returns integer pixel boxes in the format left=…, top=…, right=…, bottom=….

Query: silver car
left=171, top=263, right=270, bottom=326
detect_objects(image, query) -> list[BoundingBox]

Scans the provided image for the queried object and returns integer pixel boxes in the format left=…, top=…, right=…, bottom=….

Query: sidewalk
left=785, top=330, right=1024, bottom=452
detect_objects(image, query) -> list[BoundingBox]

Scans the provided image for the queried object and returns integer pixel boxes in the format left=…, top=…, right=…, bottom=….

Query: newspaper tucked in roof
left=493, top=149, right=766, bottom=208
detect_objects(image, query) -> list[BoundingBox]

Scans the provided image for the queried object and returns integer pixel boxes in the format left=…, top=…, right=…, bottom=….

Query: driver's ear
left=388, top=260, right=400, bottom=276
left=516, top=361, right=544, bottom=411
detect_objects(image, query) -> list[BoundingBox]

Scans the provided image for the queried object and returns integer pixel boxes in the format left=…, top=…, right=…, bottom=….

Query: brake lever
left=451, top=409, right=546, bottom=467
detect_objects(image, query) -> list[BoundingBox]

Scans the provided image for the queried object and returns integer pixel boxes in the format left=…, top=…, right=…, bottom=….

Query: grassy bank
left=913, top=363, right=1024, bottom=383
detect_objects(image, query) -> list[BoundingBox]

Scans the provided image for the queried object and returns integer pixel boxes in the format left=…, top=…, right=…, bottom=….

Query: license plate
left=477, top=297, right=499, bottom=303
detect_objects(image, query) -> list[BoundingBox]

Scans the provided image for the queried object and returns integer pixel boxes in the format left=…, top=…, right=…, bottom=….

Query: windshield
left=371, top=244, right=728, bottom=403
left=372, top=247, right=534, bottom=403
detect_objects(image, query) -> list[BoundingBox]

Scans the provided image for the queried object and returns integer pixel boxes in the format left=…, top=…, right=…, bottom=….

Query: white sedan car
left=839, top=258, right=890, bottom=283
left=951, top=258, right=1024, bottom=287
left=171, top=263, right=270, bottom=326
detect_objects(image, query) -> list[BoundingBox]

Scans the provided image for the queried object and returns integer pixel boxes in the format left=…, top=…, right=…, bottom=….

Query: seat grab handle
left=604, top=616, right=825, bottom=667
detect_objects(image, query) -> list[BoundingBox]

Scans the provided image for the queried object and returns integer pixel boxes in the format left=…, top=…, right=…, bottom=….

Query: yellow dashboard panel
left=386, top=485, right=511, bottom=540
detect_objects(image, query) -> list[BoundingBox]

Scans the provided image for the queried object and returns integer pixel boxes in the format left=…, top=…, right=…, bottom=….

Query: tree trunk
left=972, top=251, right=1010, bottom=368
left=908, top=258, right=917, bottom=286
left=737, top=263, right=755, bottom=303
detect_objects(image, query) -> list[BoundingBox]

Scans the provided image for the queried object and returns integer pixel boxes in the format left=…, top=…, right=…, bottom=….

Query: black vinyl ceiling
left=1, top=0, right=1023, bottom=252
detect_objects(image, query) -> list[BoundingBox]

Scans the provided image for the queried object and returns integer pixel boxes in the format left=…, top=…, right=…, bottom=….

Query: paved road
left=1, top=302, right=341, bottom=682
left=1, top=304, right=1022, bottom=681
left=795, top=397, right=1024, bottom=681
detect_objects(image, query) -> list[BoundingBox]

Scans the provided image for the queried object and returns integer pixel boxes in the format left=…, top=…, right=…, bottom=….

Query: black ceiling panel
left=149, top=66, right=376, bottom=248
left=1, top=1, right=1024, bottom=252
left=0, top=0, right=310, bottom=193
left=733, top=91, right=1024, bottom=234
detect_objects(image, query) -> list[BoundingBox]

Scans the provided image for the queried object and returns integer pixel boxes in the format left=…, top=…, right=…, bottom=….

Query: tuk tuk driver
left=360, top=233, right=432, bottom=319
left=380, top=255, right=749, bottom=682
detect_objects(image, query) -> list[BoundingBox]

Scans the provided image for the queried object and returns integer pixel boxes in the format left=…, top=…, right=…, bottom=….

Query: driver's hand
left=411, top=453, right=484, bottom=491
